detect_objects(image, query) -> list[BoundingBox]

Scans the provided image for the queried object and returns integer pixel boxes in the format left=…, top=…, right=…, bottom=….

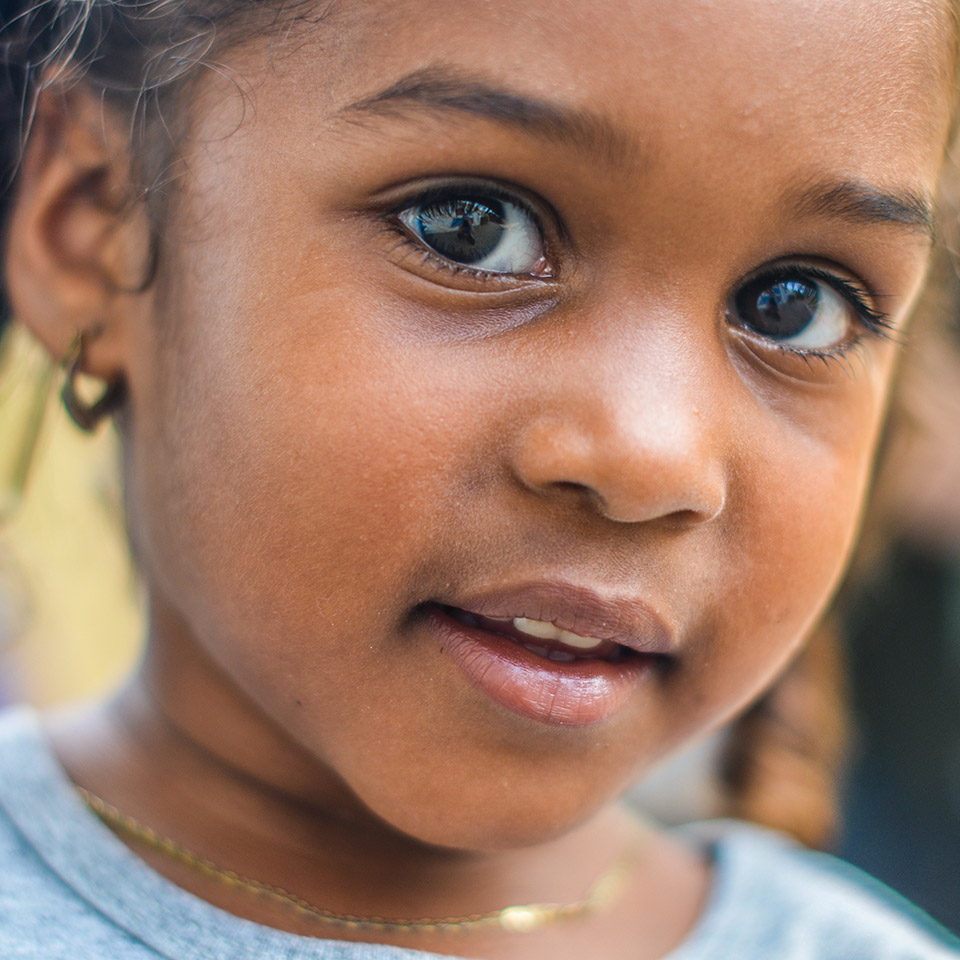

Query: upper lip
left=441, top=581, right=675, bottom=656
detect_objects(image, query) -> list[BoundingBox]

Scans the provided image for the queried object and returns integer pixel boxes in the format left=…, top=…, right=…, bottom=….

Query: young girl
left=0, top=0, right=958, bottom=957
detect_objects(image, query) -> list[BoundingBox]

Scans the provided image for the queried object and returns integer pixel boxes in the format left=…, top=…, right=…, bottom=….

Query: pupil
left=740, top=278, right=818, bottom=339
left=417, top=198, right=505, bottom=264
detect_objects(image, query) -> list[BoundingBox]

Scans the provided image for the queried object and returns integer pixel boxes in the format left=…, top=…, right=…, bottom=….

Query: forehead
left=337, top=0, right=953, bottom=89
left=304, top=0, right=953, bottom=183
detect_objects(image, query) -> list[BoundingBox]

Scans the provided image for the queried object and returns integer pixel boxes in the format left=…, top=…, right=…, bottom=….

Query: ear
left=3, top=84, right=152, bottom=380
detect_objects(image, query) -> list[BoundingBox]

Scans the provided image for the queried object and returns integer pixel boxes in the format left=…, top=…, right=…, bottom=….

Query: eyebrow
left=336, top=69, right=937, bottom=244
left=791, top=179, right=936, bottom=244
left=334, top=66, right=639, bottom=172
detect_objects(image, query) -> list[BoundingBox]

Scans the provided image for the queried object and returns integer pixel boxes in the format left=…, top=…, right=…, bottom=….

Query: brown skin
left=5, top=0, right=955, bottom=956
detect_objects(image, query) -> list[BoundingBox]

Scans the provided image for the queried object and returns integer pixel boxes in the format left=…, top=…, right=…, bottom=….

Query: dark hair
left=0, top=0, right=330, bottom=333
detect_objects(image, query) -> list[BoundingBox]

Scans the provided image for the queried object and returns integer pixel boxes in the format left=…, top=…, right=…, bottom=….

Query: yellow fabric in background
left=0, top=325, right=142, bottom=707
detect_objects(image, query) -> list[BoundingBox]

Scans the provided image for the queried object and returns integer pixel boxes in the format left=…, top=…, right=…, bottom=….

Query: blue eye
left=398, top=193, right=546, bottom=275
left=733, top=270, right=867, bottom=350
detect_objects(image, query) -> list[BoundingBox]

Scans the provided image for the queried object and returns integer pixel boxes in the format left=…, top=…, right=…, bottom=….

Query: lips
left=422, top=583, right=674, bottom=727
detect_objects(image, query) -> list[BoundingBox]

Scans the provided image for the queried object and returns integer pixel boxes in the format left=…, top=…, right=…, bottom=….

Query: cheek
left=135, top=328, right=435, bottom=616
left=689, top=376, right=888, bottom=723
left=125, top=272, right=478, bottom=702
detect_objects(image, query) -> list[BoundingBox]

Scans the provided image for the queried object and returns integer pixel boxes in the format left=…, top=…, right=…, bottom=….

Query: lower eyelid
left=781, top=338, right=875, bottom=377
left=731, top=329, right=876, bottom=386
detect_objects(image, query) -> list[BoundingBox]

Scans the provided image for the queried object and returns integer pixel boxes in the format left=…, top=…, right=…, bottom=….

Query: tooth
left=484, top=616, right=513, bottom=622
left=512, top=617, right=563, bottom=640
left=523, top=643, right=552, bottom=658
left=557, top=629, right=605, bottom=650
left=547, top=649, right=577, bottom=662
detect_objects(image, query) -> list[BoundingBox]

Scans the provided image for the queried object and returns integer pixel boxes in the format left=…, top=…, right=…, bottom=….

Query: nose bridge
left=510, top=314, right=727, bottom=525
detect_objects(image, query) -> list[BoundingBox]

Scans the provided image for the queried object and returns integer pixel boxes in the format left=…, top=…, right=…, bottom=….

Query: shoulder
left=673, top=820, right=960, bottom=960
left=0, top=707, right=416, bottom=960
left=0, top=707, right=163, bottom=959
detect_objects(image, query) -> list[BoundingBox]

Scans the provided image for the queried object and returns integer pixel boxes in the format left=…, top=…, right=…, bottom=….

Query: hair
left=0, top=0, right=335, bottom=336
left=0, top=0, right=959, bottom=849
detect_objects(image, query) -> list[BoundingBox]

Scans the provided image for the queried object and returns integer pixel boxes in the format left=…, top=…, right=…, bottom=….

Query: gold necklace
left=78, top=787, right=638, bottom=935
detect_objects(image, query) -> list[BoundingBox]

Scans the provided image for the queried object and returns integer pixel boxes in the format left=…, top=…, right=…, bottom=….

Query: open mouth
left=422, top=598, right=667, bottom=726
left=436, top=604, right=632, bottom=664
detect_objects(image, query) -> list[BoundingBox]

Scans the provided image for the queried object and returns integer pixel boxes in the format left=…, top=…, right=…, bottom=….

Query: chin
left=392, top=809, right=595, bottom=854
left=351, top=768, right=620, bottom=853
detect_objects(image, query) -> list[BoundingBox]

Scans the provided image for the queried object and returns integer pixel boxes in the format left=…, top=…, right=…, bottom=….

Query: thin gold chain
left=78, top=787, right=638, bottom=935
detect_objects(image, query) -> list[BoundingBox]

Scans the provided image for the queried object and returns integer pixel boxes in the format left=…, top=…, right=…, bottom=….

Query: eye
left=731, top=268, right=878, bottom=351
left=397, top=192, right=548, bottom=276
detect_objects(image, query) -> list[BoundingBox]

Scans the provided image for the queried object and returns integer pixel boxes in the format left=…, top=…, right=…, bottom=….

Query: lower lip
left=424, top=607, right=660, bottom=727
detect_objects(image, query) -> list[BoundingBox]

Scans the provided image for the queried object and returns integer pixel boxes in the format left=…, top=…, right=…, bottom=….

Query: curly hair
left=0, top=0, right=334, bottom=332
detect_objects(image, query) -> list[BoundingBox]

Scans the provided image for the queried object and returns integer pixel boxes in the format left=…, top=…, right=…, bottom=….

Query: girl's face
left=117, top=0, right=951, bottom=848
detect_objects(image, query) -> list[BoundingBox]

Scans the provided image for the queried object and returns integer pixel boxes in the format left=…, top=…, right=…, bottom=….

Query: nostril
left=543, top=479, right=609, bottom=516
left=553, top=480, right=592, bottom=496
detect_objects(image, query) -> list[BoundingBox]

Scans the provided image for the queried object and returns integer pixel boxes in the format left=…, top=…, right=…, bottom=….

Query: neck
left=42, top=592, right=711, bottom=959
left=45, top=603, right=645, bottom=913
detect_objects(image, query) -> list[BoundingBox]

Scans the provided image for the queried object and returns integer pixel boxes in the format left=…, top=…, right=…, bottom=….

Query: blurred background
left=1, top=251, right=959, bottom=934
left=0, top=323, right=141, bottom=707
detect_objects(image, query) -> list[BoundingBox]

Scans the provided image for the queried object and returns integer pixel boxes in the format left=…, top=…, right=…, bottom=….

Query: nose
left=509, top=338, right=727, bottom=527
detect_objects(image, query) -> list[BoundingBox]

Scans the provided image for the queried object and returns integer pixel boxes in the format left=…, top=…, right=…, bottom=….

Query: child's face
left=120, top=0, right=952, bottom=848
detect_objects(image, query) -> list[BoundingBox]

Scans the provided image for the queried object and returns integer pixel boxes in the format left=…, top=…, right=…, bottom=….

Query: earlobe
left=3, top=85, right=149, bottom=381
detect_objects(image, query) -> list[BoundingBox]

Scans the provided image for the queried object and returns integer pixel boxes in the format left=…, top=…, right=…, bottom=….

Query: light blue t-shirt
left=0, top=707, right=957, bottom=959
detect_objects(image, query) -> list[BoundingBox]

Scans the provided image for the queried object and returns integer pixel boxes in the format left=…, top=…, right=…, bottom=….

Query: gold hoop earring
left=60, top=331, right=125, bottom=432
